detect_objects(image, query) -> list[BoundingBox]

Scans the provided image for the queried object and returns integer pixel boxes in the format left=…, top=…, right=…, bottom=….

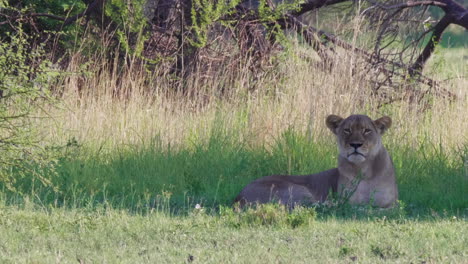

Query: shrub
left=0, top=29, right=59, bottom=190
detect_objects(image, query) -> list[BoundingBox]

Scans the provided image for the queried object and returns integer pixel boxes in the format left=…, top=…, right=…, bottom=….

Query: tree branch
left=29, top=13, right=66, bottom=21
left=364, top=1, right=447, bottom=12
left=277, top=13, right=457, bottom=100
left=0, top=0, right=104, bottom=28
left=365, top=0, right=468, bottom=28
left=62, top=0, right=104, bottom=27
left=366, top=0, right=467, bottom=76
left=438, top=0, right=468, bottom=28
left=409, top=15, right=452, bottom=76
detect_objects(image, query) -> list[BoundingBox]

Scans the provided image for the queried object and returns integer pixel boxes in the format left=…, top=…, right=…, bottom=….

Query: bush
left=0, top=29, right=59, bottom=190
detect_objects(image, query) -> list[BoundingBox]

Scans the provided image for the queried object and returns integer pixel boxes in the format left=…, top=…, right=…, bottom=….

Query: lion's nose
left=350, top=143, right=363, bottom=149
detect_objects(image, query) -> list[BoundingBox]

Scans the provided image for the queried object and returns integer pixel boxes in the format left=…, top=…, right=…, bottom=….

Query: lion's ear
left=326, top=115, right=343, bottom=135
left=374, top=116, right=392, bottom=135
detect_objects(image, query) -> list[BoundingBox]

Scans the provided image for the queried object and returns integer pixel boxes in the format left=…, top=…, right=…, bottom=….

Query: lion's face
left=326, top=115, right=392, bottom=164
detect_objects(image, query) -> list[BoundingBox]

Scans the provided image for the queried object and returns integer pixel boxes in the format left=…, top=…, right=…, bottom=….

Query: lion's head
left=326, top=115, right=392, bottom=164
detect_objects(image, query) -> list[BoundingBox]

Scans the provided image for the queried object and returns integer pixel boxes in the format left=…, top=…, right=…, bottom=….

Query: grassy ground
left=0, top=41, right=466, bottom=262
left=12, top=46, right=463, bottom=213
left=0, top=205, right=466, bottom=263
left=9, top=126, right=467, bottom=214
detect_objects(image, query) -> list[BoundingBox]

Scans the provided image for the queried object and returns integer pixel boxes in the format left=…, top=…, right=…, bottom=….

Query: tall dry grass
left=39, top=42, right=467, bottom=152
left=36, top=9, right=468, bottom=152
left=15, top=28, right=465, bottom=211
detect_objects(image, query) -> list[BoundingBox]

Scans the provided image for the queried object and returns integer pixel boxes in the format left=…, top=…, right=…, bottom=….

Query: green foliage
left=0, top=29, right=59, bottom=189
left=4, top=0, right=86, bottom=29
left=219, top=203, right=316, bottom=228
left=105, top=0, right=149, bottom=56
left=257, top=0, right=303, bottom=21
left=2, top=0, right=153, bottom=59
left=258, top=0, right=304, bottom=48
left=189, top=0, right=304, bottom=48
left=190, top=0, right=241, bottom=48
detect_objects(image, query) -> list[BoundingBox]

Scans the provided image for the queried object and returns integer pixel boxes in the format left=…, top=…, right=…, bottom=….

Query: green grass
left=0, top=204, right=466, bottom=263
left=5, top=122, right=467, bottom=217
left=0, top=39, right=466, bottom=262
left=8, top=128, right=336, bottom=209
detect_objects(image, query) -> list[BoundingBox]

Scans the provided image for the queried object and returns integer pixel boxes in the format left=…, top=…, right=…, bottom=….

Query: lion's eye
left=364, top=129, right=372, bottom=134
left=343, top=129, right=351, bottom=135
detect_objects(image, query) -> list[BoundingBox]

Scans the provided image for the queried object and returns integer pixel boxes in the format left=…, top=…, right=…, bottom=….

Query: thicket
left=0, top=29, right=59, bottom=190
left=0, top=0, right=465, bottom=114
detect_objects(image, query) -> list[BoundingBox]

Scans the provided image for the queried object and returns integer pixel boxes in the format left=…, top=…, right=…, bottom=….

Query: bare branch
left=29, top=13, right=66, bottom=21
left=366, top=0, right=468, bottom=28
left=364, top=1, right=447, bottom=12
left=409, top=15, right=452, bottom=76
left=364, top=0, right=467, bottom=77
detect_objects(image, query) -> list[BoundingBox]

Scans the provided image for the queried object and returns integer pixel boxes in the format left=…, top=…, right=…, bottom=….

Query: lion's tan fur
left=234, top=114, right=398, bottom=208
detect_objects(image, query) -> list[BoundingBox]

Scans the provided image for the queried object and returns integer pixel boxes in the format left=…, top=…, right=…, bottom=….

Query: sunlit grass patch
left=0, top=204, right=466, bottom=263
left=220, top=203, right=317, bottom=228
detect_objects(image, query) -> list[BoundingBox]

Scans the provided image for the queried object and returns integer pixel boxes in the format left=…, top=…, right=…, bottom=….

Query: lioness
left=234, top=114, right=398, bottom=208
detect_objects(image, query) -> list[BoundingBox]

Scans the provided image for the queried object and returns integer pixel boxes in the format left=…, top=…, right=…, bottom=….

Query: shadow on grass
left=2, top=129, right=467, bottom=220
